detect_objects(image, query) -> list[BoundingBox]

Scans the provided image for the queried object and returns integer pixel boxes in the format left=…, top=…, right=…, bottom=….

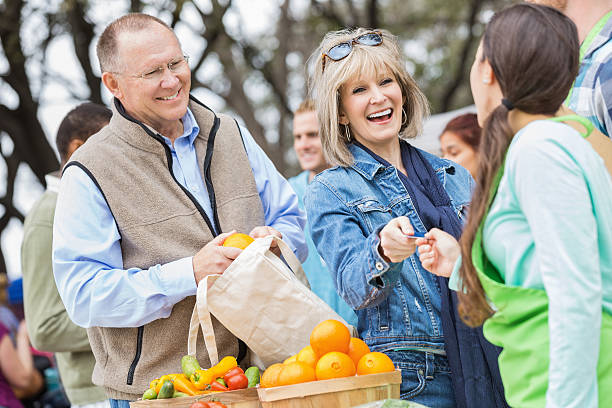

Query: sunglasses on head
left=321, top=31, right=383, bottom=73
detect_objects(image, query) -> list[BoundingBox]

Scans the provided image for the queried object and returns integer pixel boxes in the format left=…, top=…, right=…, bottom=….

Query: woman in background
left=0, top=321, right=42, bottom=408
left=439, top=113, right=481, bottom=178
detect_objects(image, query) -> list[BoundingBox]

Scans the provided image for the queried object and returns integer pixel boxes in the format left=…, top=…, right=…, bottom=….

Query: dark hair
left=458, top=3, right=579, bottom=326
left=56, top=103, right=112, bottom=163
left=440, top=113, right=481, bottom=152
left=96, top=13, right=174, bottom=73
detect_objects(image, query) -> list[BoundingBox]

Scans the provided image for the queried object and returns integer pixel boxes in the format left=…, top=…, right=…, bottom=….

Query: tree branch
left=64, top=0, right=102, bottom=104
left=440, top=0, right=485, bottom=111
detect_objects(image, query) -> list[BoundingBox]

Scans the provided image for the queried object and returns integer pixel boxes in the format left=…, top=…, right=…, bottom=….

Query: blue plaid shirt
left=568, top=14, right=612, bottom=137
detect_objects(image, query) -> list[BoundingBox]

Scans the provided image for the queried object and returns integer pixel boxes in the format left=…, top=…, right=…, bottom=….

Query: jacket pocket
left=366, top=300, right=390, bottom=333
left=352, top=197, right=392, bottom=232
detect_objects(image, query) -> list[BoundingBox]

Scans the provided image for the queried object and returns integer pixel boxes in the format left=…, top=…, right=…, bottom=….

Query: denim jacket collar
left=348, top=142, right=455, bottom=181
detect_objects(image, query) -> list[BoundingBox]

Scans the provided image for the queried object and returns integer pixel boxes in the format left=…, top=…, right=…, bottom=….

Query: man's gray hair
left=96, top=13, right=176, bottom=73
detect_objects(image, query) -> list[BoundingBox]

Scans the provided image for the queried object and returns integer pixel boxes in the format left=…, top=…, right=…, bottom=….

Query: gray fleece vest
left=66, top=97, right=265, bottom=400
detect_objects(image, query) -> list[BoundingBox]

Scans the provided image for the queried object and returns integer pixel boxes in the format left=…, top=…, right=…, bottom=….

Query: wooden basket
left=129, top=388, right=261, bottom=408
left=256, top=370, right=401, bottom=408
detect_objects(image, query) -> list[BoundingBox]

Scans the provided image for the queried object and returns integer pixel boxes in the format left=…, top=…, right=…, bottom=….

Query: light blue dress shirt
left=288, top=170, right=357, bottom=327
left=53, top=108, right=307, bottom=329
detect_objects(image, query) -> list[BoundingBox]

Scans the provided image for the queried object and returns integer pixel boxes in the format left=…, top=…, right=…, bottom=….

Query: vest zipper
left=113, top=97, right=247, bottom=379
left=114, top=97, right=221, bottom=236
left=157, top=136, right=219, bottom=235
left=127, top=326, right=144, bottom=385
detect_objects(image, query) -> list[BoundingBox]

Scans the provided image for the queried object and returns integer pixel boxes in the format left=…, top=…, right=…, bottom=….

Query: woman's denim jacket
left=304, top=143, right=474, bottom=353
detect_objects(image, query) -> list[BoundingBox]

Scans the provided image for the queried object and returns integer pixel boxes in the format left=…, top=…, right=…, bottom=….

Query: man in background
left=289, top=100, right=356, bottom=326
left=22, top=103, right=111, bottom=408
left=529, top=0, right=612, bottom=136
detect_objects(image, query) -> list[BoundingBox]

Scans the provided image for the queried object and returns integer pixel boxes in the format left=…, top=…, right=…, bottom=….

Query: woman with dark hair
left=417, top=3, right=612, bottom=407
left=439, top=113, right=481, bottom=178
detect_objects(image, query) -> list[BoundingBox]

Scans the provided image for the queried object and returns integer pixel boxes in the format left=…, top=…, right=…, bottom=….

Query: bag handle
left=187, top=274, right=220, bottom=365
left=258, top=235, right=309, bottom=288
left=187, top=235, right=307, bottom=366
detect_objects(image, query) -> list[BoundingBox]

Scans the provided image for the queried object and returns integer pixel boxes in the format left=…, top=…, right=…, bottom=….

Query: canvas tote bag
left=187, top=235, right=354, bottom=368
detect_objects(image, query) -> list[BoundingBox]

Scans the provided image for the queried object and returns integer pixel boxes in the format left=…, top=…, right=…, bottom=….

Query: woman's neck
left=356, top=137, right=403, bottom=170
left=507, top=110, right=553, bottom=135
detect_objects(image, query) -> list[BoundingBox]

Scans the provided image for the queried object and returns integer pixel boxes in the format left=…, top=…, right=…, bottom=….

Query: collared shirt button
left=375, top=261, right=384, bottom=271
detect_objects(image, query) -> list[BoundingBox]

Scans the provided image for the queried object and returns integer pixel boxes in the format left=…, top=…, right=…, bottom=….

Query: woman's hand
left=378, top=216, right=418, bottom=263
left=415, top=228, right=460, bottom=278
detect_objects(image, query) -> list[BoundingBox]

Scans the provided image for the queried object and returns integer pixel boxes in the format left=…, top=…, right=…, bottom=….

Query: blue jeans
left=109, top=399, right=131, bottom=408
left=385, top=350, right=456, bottom=408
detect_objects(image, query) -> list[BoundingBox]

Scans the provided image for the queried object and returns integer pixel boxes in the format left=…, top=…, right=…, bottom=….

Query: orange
left=260, top=363, right=284, bottom=388
left=356, top=352, right=395, bottom=375
left=310, top=319, right=351, bottom=356
left=277, top=362, right=316, bottom=386
left=315, top=351, right=356, bottom=380
left=296, top=345, right=318, bottom=369
left=222, top=233, right=254, bottom=249
left=347, top=337, right=370, bottom=367
left=283, top=355, right=297, bottom=364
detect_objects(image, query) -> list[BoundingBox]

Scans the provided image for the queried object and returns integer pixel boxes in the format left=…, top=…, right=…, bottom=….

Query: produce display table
left=129, top=370, right=402, bottom=408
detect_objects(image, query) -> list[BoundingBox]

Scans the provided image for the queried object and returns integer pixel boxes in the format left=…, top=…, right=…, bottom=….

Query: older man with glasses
left=52, top=13, right=307, bottom=408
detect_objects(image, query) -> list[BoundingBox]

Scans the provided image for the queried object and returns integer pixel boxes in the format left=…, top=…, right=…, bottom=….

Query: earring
left=483, top=78, right=491, bottom=84
left=344, top=124, right=352, bottom=142
left=401, top=107, right=407, bottom=126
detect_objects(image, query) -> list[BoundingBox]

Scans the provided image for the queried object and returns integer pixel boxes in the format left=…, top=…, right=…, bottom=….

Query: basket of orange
left=256, top=319, right=401, bottom=408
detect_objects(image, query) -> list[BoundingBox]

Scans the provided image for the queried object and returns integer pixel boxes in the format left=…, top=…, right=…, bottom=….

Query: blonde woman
left=305, top=29, right=506, bottom=407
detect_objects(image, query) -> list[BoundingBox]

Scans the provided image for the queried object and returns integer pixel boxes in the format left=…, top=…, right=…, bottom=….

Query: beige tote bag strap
left=264, top=235, right=309, bottom=288
left=187, top=275, right=220, bottom=366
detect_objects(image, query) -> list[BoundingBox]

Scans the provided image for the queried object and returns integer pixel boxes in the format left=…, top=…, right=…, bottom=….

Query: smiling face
left=102, top=23, right=191, bottom=139
left=338, top=66, right=404, bottom=153
left=293, top=110, right=328, bottom=177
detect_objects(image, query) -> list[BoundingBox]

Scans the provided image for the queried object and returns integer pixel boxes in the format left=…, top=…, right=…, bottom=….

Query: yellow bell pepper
left=190, top=369, right=214, bottom=390
left=209, top=356, right=237, bottom=379
left=171, top=374, right=203, bottom=396
left=154, top=374, right=182, bottom=394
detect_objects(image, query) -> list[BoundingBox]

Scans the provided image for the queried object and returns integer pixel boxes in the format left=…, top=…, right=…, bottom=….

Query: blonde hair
left=295, top=99, right=316, bottom=115
left=309, top=28, right=429, bottom=167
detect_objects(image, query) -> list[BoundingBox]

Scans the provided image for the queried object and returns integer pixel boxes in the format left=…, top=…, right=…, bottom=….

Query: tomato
left=225, top=373, right=248, bottom=391
left=189, top=402, right=210, bottom=408
left=206, top=403, right=227, bottom=408
left=222, top=367, right=244, bottom=383
left=209, top=381, right=229, bottom=392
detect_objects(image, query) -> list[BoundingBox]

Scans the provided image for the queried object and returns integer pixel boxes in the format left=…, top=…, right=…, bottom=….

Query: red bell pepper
left=223, top=367, right=248, bottom=391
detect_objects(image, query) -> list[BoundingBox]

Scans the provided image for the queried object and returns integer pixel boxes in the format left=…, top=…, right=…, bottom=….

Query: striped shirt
left=568, top=13, right=612, bottom=137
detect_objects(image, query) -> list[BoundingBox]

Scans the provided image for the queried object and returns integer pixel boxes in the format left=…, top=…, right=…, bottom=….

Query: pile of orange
left=259, top=319, right=395, bottom=388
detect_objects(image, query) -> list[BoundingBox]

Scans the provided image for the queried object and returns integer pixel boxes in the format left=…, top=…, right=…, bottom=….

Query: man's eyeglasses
left=321, top=32, right=383, bottom=73
left=116, top=55, right=190, bottom=81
